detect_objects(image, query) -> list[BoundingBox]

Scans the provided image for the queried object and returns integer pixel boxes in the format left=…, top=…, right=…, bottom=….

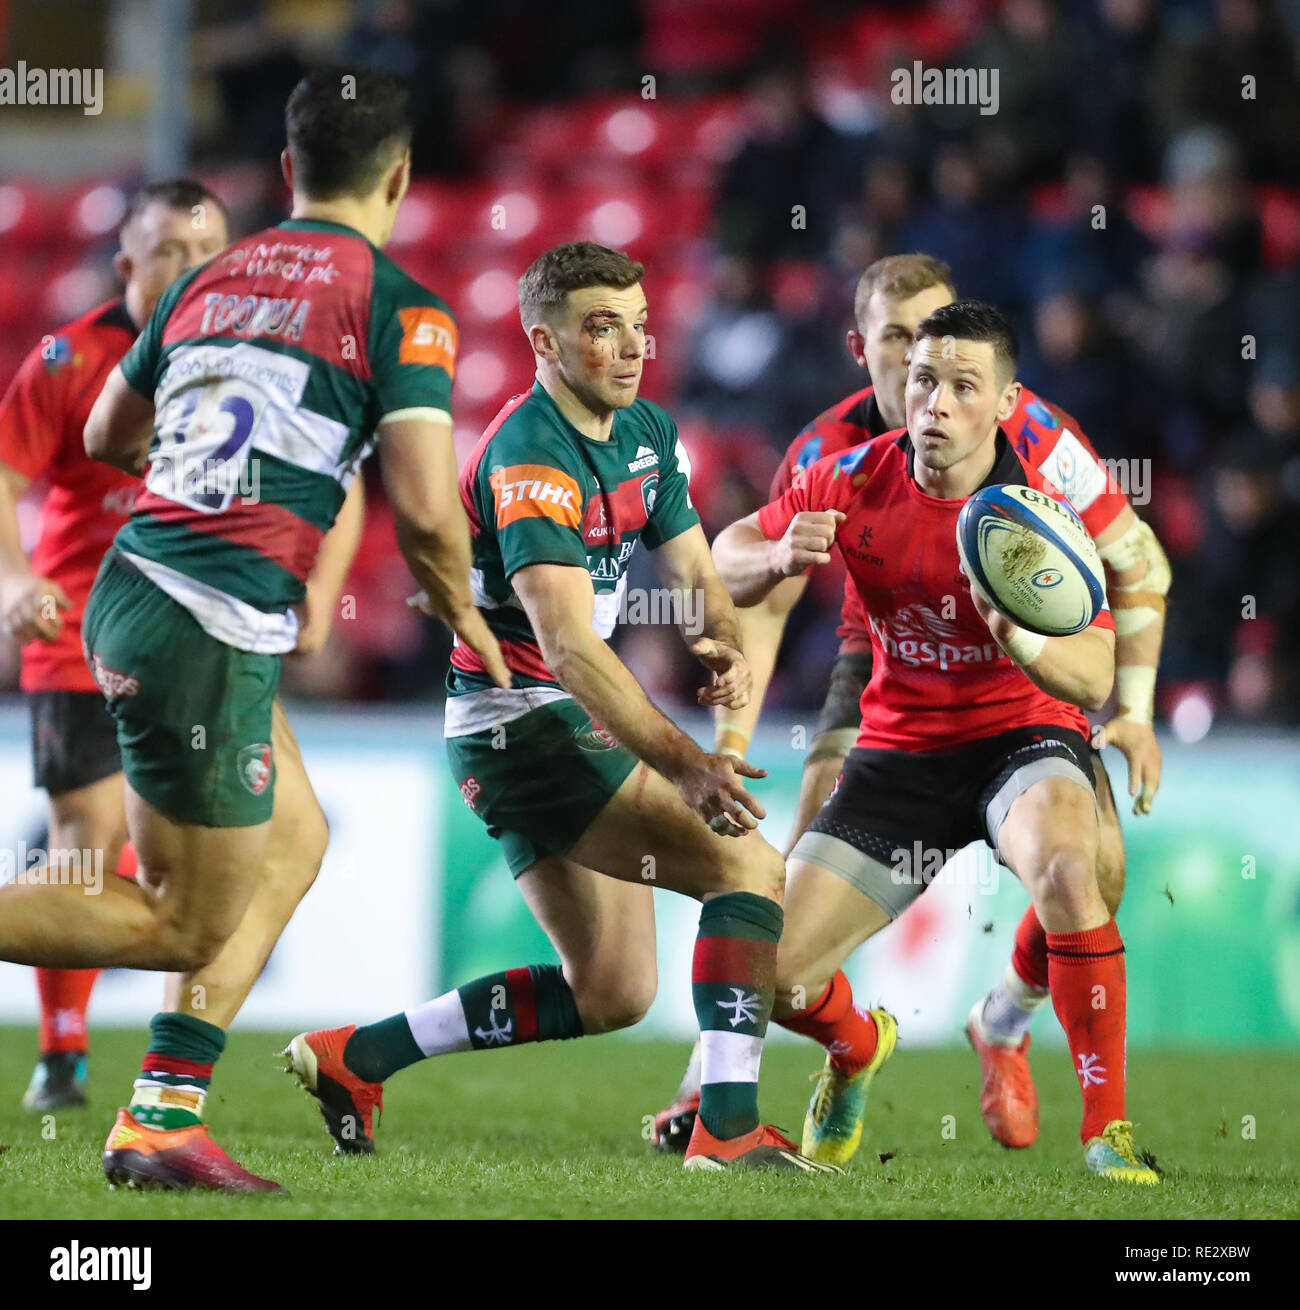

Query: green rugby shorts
left=81, top=550, right=281, bottom=827
left=446, top=696, right=639, bottom=878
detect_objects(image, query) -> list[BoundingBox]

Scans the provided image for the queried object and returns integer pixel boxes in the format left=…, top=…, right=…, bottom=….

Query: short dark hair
left=285, top=67, right=411, bottom=199
left=914, top=299, right=1018, bottom=383
left=854, top=253, right=955, bottom=325
left=518, top=242, right=646, bottom=329
left=121, top=178, right=226, bottom=238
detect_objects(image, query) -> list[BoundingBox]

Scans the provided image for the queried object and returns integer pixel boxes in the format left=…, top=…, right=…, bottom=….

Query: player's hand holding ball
left=691, top=637, right=751, bottom=710
left=770, top=509, right=845, bottom=576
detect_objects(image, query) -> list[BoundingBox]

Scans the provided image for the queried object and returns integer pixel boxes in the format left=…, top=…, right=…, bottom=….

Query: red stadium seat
left=62, top=180, right=129, bottom=244
left=0, top=180, right=58, bottom=248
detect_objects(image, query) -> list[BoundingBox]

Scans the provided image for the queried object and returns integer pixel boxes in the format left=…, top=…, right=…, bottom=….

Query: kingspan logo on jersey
left=868, top=602, right=1003, bottom=671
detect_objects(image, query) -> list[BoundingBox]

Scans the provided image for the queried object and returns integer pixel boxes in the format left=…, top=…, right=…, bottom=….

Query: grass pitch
left=0, top=1026, right=1296, bottom=1220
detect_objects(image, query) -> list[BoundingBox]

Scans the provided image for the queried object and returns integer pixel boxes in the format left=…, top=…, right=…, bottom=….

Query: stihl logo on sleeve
left=397, top=306, right=458, bottom=374
left=490, top=464, right=583, bottom=529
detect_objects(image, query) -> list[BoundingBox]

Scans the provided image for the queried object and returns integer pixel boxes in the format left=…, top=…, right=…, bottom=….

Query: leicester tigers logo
left=640, top=471, right=659, bottom=519
left=237, top=742, right=272, bottom=795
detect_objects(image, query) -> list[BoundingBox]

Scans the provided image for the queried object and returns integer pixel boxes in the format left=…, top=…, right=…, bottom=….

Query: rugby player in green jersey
left=0, top=68, right=508, bottom=1192
left=285, top=243, right=836, bottom=1174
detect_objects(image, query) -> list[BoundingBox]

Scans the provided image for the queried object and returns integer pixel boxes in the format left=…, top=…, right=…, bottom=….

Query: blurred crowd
left=5, top=0, right=1300, bottom=728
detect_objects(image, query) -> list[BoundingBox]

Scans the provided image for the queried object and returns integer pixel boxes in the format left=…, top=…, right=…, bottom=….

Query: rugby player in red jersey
left=653, top=255, right=1170, bottom=1152
left=0, top=181, right=228, bottom=1109
left=708, top=300, right=1158, bottom=1182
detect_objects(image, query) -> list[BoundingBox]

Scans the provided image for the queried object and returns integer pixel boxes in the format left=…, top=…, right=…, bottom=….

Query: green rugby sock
left=691, top=892, right=782, bottom=1140
left=130, top=1012, right=226, bottom=1129
left=344, top=964, right=584, bottom=1083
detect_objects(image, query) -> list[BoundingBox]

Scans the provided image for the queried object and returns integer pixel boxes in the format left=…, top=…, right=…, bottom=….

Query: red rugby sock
left=1012, top=904, right=1050, bottom=989
left=1046, top=918, right=1127, bottom=1142
left=778, top=971, right=878, bottom=1075
left=35, top=968, right=100, bottom=1054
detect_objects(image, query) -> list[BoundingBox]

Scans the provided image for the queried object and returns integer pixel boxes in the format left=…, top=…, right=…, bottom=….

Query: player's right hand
left=770, top=510, right=845, bottom=576
left=673, top=752, right=769, bottom=837
left=1, top=574, right=71, bottom=642
left=408, top=590, right=513, bottom=689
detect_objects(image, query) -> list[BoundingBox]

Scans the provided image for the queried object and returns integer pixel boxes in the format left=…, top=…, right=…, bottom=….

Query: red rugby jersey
left=0, top=300, right=140, bottom=692
left=757, top=430, right=1115, bottom=752
left=771, top=384, right=1128, bottom=656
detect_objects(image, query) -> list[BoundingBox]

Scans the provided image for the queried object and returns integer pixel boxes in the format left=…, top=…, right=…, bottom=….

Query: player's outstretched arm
left=513, top=560, right=768, bottom=834
left=713, top=574, right=807, bottom=757
left=83, top=365, right=155, bottom=474
left=1093, top=506, right=1170, bottom=814
left=649, top=523, right=757, bottom=714
left=378, top=414, right=510, bottom=689
left=969, top=583, right=1115, bottom=711
left=713, top=509, right=844, bottom=608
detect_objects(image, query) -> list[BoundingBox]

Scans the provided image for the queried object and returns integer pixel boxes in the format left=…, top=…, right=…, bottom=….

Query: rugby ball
left=956, top=483, right=1105, bottom=636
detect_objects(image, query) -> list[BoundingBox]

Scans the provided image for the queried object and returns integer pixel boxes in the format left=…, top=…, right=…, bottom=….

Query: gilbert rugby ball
left=956, top=483, right=1105, bottom=636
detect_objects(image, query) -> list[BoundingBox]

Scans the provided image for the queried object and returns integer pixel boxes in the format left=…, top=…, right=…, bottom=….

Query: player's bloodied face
left=121, top=200, right=229, bottom=322
left=555, top=284, right=648, bottom=414
left=905, top=335, right=1015, bottom=472
left=859, top=283, right=954, bottom=428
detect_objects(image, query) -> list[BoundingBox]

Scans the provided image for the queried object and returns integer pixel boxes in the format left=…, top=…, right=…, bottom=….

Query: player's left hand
left=691, top=638, right=751, bottom=710
left=1094, top=716, right=1162, bottom=815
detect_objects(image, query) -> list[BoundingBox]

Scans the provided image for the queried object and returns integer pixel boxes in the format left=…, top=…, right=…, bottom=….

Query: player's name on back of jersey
left=199, top=294, right=311, bottom=343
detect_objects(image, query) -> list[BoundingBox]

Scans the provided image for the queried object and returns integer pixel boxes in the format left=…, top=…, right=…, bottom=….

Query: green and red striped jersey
left=444, top=381, right=698, bottom=736
left=115, top=217, right=457, bottom=652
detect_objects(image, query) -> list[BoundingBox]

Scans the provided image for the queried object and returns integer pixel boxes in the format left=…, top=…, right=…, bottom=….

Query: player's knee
left=1036, top=847, right=1099, bottom=919
left=576, top=971, right=657, bottom=1034
left=154, top=923, right=228, bottom=972
left=715, top=838, right=785, bottom=904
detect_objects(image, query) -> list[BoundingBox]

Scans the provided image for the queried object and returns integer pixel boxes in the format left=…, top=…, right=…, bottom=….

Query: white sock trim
left=1002, top=961, right=1050, bottom=1009
left=700, top=1030, right=765, bottom=1086
left=404, top=992, right=471, bottom=1057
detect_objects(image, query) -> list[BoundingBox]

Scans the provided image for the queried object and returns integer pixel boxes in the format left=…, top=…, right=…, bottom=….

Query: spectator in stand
left=1018, top=289, right=1161, bottom=463
left=715, top=57, right=863, bottom=260
left=1163, top=432, right=1300, bottom=720
left=1128, top=127, right=1260, bottom=465
left=1073, top=0, right=1168, bottom=184
left=947, top=0, right=1087, bottom=185
left=1151, top=0, right=1300, bottom=184
left=896, top=144, right=1025, bottom=310
left=1019, top=153, right=1152, bottom=306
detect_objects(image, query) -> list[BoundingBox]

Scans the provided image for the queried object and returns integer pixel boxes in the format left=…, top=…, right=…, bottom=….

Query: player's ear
left=846, top=328, right=868, bottom=368
left=527, top=321, right=558, bottom=361
left=112, top=249, right=132, bottom=286
left=388, top=149, right=411, bottom=206
left=280, top=147, right=295, bottom=192
left=997, top=379, right=1021, bottom=423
